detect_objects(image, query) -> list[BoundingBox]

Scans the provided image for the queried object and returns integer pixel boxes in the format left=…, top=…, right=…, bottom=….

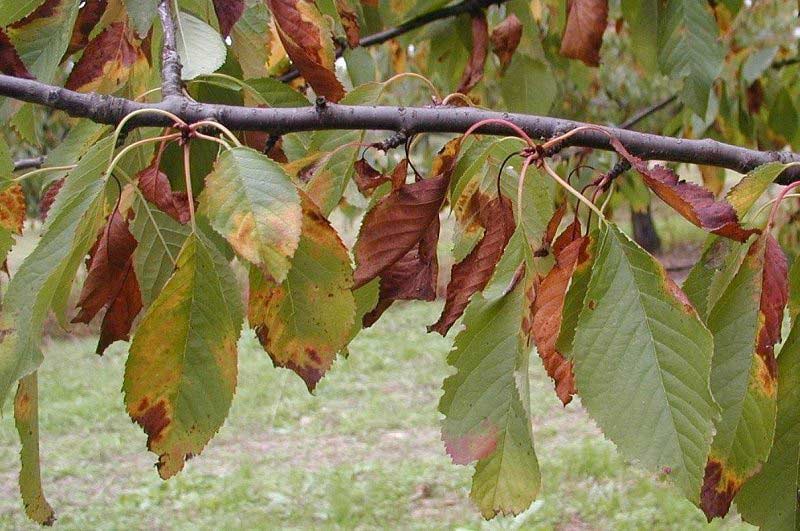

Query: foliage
left=0, top=0, right=799, bottom=527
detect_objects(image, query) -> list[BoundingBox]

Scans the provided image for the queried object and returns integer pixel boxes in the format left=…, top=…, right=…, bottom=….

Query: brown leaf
left=610, top=137, right=757, bottom=242
left=560, top=0, right=608, bottom=67
left=9, top=0, right=58, bottom=28
left=353, top=158, right=407, bottom=195
left=336, top=0, right=360, bottom=48
left=66, top=0, right=108, bottom=56
left=429, top=195, right=516, bottom=335
left=746, top=80, right=764, bottom=115
left=0, top=184, right=26, bottom=235
left=72, top=211, right=143, bottom=354
left=39, top=178, right=65, bottom=221
left=266, top=0, right=345, bottom=102
left=490, top=14, right=522, bottom=70
left=756, top=234, right=788, bottom=383
left=137, top=161, right=191, bottom=224
left=0, top=29, right=33, bottom=79
left=213, top=0, right=245, bottom=38
left=65, top=22, right=144, bottom=93
left=456, top=13, right=488, bottom=94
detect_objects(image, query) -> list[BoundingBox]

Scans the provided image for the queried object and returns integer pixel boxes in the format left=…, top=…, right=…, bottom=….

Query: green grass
left=0, top=302, right=753, bottom=530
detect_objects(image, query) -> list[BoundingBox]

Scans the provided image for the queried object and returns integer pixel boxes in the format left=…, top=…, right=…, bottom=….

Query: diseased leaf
left=122, top=0, right=159, bottom=37
left=176, top=11, right=227, bottom=80
left=248, top=194, right=355, bottom=391
left=266, top=0, right=345, bottom=102
left=430, top=195, right=515, bottom=336
left=66, top=22, right=145, bottom=93
left=72, top=211, right=142, bottom=354
left=0, top=0, right=46, bottom=27
left=610, top=137, right=757, bottom=242
left=14, top=372, right=54, bottom=526
left=213, top=0, right=245, bottom=37
left=571, top=223, right=718, bottom=501
left=124, top=233, right=243, bottom=479
left=335, top=0, right=360, bottom=48
left=229, top=0, right=272, bottom=79
left=38, top=178, right=64, bottom=221
left=137, top=159, right=191, bottom=224
left=353, top=158, right=407, bottom=195
left=0, top=29, right=34, bottom=78
left=456, top=13, right=488, bottom=94
left=199, top=147, right=302, bottom=283
left=560, top=0, right=608, bottom=66
left=700, top=234, right=787, bottom=520
left=490, top=14, right=522, bottom=71
left=66, top=0, right=107, bottom=56
left=440, top=281, right=540, bottom=518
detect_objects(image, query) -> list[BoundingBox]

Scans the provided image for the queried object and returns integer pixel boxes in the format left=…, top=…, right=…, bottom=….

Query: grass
left=0, top=302, right=754, bottom=530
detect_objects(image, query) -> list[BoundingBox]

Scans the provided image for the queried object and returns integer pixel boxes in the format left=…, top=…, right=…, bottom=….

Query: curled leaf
left=137, top=160, right=191, bottom=225
left=353, top=158, right=407, bottom=194
left=456, top=13, right=488, bottom=94
left=336, top=0, right=360, bottom=48
left=490, top=14, right=522, bottom=70
left=560, top=0, right=608, bottom=66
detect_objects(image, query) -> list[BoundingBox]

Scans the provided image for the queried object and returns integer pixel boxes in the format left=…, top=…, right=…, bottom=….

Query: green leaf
left=229, top=0, right=271, bottom=79
left=199, top=147, right=302, bottom=283
left=499, top=54, right=557, bottom=116
left=41, top=121, right=108, bottom=188
left=14, top=372, right=54, bottom=526
left=621, top=0, right=658, bottom=73
left=571, top=223, right=717, bottom=501
left=0, top=0, right=45, bottom=26
left=123, top=0, right=160, bottom=37
left=440, top=281, right=540, bottom=518
left=176, top=11, right=227, bottom=80
left=736, top=316, right=800, bottom=530
left=0, top=136, right=12, bottom=180
left=124, top=233, right=244, bottom=479
left=768, top=88, right=799, bottom=141
left=0, top=137, right=113, bottom=407
left=657, top=0, right=724, bottom=116
left=130, top=196, right=191, bottom=307
left=243, top=77, right=311, bottom=107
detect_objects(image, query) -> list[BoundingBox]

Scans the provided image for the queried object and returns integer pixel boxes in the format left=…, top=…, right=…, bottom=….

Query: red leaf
left=429, top=195, right=516, bottom=335
left=213, top=0, right=245, bottom=38
left=755, top=234, right=787, bottom=390
left=353, top=158, right=407, bottom=195
left=456, top=13, right=488, bottom=94
left=72, top=211, right=143, bottom=354
left=0, top=29, right=33, bottom=79
left=66, top=0, right=108, bottom=56
left=39, top=178, right=65, bottom=221
left=490, top=14, right=522, bottom=70
left=560, top=0, right=608, bottom=67
left=65, top=22, right=143, bottom=93
left=610, top=137, right=757, bottom=242
left=137, top=161, right=191, bottom=224
left=336, top=0, right=360, bottom=48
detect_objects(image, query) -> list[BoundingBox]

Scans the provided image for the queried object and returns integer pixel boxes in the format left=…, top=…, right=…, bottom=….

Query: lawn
left=0, top=300, right=754, bottom=530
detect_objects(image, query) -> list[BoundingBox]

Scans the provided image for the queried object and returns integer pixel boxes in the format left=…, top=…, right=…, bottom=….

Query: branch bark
left=2, top=73, right=800, bottom=182
left=157, top=0, right=183, bottom=99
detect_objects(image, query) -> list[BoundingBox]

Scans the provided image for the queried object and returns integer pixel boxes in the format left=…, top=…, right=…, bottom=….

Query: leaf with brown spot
left=72, top=211, right=142, bottom=354
left=430, top=195, right=516, bottom=336
left=124, top=234, right=243, bottom=479
left=65, top=22, right=144, bottom=93
left=248, top=194, right=355, bottom=391
left=700, top=233, right=788, bottom=520
left=0, top=183, right=26, bottom=235
left=610, top=137, right=757, bottom=242
left=66, top=0, right=107, bottom=56
left=490, top=14, right=522, bottom=71
left=213, top=0, right=245, bottom=38
left=0, top=28, right=33, bottom=79
left=266, top=0, right=345, bottom=102
left=336, top=0, right=360, bottom=48
left=137, top=159, right=191, bottom=224
left=560, top=0, right=608, bottom=66
left=38, top=177, right=64, bottom=221
left=456, top=13, right=488, bottom=94
left=353, top=158, right=407, bottom=195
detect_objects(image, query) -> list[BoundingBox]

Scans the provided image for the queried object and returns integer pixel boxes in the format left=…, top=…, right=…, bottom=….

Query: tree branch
left=13, top=156, right=45, bottom=171
left=157, top=0, right=183, bottom=99
left=278, top=0, right=506, bottom=83
left=2, top=73, right=800, bottom=182
left=619, top=95, right=679, bottom=130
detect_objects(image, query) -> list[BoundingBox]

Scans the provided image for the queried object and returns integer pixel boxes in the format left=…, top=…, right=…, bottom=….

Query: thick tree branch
left=278, top=0, right=506, bottom=83
left=3, top=73, right=800, bottom=182
left=157, top=0, right=183, bottom=99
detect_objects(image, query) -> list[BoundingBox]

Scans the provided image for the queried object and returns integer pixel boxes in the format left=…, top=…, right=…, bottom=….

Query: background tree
left=0, top=0, right=800, bottom=527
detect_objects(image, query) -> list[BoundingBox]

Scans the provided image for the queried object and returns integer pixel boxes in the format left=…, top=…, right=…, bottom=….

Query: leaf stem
left=183, top=143, right=197, bottom=233
left=12, top=165, right=76, bottom=183
left=189, top=121, right=242, bottom=147
left=541, top=160, right=605, bottom=221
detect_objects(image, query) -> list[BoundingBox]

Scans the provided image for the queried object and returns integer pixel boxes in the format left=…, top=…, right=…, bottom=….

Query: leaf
left=65, top=22, right=145, bottom=93
left=229, top=0, right=271, bottom=79
left=14, top=372, right=55, bottom=526
left=122, top=0, right=159, bottom=37
left=266, top=0, right=345, bottom=102
left=489, top=14, right=522, bottom=71
left=353, top=158, right=407, bottom=195
left=621, top=0, right=657, bottom=72
left=555, top=229, right=597, bottom=357
left=130, top=196, right=190, bottom=307
left=248, top=194, right=355, bottom=391
left=72, top=211, right=143, bottom=354
left=0, top=0, right=45, bottom=26
left=0, top=138, right=112, bottom=407
left=430, top=195, right=515, bottom=336
left=38, top=178, right=64, bottom=221
left=66, top=0, right=107, bottom=56
left=571, top=223, right=718, bottom=501
left=213, top=0, right=245, bottom=37
left=737, top=313, right=800, bottom=530
left=199, top=147, right=302, bottom=283
left=439, top=282, right=540, bottom=518
left=657, top=0, right=724, bottom=116
left=700, top=234, right=787, bottom=520
left=560, top=0, right=608, bottom=67
left=456, top=13, right=488, bottom=94
left=137, top=160, right=191, bottom=225
left=124, top=233, right=243, bottom=479
left=609, top=137, right=757, bottom=242
left=176, top=11, right=227, bottom=80
left=499, top=54, right=556, bottom=115
left=0, top=28, right=34, bottom=78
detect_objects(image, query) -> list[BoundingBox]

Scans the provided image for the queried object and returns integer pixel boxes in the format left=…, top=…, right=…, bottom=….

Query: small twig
left=373, top=131, right=408, bottom=152
left=619, top=95, right=679, bottom=130
left=157, top=0, right=183, bottom=99
left=12, top=156, right=45, bottom=171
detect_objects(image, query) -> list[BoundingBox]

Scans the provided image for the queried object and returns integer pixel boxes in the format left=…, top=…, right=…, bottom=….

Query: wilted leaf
left=353, top=158, right=407, bottom=195
left=137, top=160, right=190, bottom=224
left=336, top=0, right=360, bottom=48
left=176, top=11, right=227, bottom=80
left=248, top=195, right=355, bottom=391
left=610, top=137, right=757, bottom=242
left=38, top=178, right=64, bottom=221
left=66, top=22, right=144, bottom=93
left=490, top=14, right=522, bottom=70
left=0, top=29, right=34, bottom=78
left=124, top=233, right=243, bottom=479
left=560, top=0, right=608, bottom=66
left=456, top=14, right=488, bottom=94
left=571, top=223, right=718, bottom=501
left=700, top=233, right=787, bottom=520
left=0, top=184, right=26, bottom=236
left=430, top=195, right=515, bottom=336
left=66, top=0, right=107, bottom=56
left=213, top=0, right=245, bottom=37
left=199, top=147, right=302, bottom=283
left=266, top=0, right=345, bottom=102
left=14, top=372, right=54, bottom=526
